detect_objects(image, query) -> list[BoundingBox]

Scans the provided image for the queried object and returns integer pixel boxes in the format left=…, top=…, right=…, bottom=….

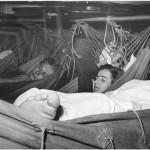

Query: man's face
left=93, top=69, right=112, bottom=93
left=30, top=62, right=55, bottom=80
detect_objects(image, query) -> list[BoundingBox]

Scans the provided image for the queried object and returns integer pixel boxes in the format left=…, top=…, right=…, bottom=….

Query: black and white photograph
left=0, top=0, right=150, bottom=149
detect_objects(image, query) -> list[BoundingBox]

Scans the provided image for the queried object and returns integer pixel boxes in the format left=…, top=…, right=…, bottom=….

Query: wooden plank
left=0, top=30, right=18, bottom=36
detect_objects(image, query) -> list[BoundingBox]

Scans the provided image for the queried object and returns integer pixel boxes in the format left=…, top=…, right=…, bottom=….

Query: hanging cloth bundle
left=74, top=38, right=98, bottom=92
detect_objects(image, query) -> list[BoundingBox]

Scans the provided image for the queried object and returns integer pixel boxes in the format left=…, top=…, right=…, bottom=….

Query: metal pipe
left=71, top=15, right=150, bottom=22
left=0, top=18, right=46, bottom=22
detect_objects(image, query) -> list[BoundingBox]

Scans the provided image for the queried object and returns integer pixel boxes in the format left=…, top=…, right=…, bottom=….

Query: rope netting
left=1, top=20, right=150, bottom=88
left=8, top=24, right=56, bottom=65
left=50, top=21, right=107, bottom=81
left=125, top=25, right=150, bottom=59
left=100, top=17, right=134, bottom=67
left=99, top=17, right=150, bottom=73
left=50, top=20, right=150, bottom=91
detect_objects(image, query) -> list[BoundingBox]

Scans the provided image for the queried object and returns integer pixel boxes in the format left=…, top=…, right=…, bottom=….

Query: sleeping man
left=14, top=64, right=150, bottom=121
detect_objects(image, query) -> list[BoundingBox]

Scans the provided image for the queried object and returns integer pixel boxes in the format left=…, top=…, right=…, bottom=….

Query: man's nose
left=35, top=70, right=42, bottom=75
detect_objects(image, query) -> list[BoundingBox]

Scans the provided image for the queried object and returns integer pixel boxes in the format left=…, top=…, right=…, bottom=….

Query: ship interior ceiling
left=1, top=1, right=150, bottom=32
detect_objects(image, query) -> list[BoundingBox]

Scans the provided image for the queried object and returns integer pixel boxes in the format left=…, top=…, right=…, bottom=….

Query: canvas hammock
left=10, top=24, right=56, bottom=65
left=53, top=22, right=150, bottom=93
left=2, top=68, right=65, bottom=103
left=56, top=47, right=150, bottom=94
left=19, top=54, right=46, bottom=75
left=0, top=52, right=66, bottom=103
left=0, top=52, right=18, bottom=75
left=105, top=47, right=150, bottom=92
left=58, top=77, right=78, bottom=93
left=1, top=52, right=150, bottom=149
left=0, top=96, right=150, bottom=149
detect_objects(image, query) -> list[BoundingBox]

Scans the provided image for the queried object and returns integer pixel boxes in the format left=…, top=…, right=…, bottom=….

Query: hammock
left=56, top=23, right=150, bottom=93
left=10, top=24, right=56, bottom=65
left=105, top=47, right=150, bottom=92
left=50, top=21, right=106, bottom=81
left=115, top=24, right=150, bottom=67
left=0, top=52, right=66, bottom=102
left=58, top=77, right=78, bottom=93
left=2, top=68, right=65, bottom=103
left=19, top=55, right=46, bottom=75
left=54, top=47, right=150, bottom=94
left=0, top=52, right=18, bottom=75
left=0, top=99, right=149, bottom=149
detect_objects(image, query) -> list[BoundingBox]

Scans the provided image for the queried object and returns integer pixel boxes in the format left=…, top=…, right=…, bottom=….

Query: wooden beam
left=0, top=18, right=46, bottom=23
left=71, top=15, right=150, bottom=22
left=0, top=30, right=18, bottom=36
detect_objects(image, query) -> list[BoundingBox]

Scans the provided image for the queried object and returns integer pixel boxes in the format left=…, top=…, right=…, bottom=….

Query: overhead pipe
left=0, top=18, right=46, bottom=23
left=71, top=15, right=150, bottom=22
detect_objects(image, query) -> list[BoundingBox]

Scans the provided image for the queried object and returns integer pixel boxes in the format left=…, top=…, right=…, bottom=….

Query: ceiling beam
left=71, top=15, right=150, bottom=22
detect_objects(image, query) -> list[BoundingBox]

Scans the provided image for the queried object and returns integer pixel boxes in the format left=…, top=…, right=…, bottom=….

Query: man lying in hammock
left=14, top=64, right=150, bottom=121
left=28, top=57, right=58, bottom=80
left=0, top=57, right=58, bottom=82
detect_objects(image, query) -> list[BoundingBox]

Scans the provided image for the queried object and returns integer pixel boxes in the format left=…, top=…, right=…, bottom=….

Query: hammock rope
left=101, top=17, right=150, bottom=74
left=49, top=21, right=106, bottom=84
left=104, top=16, right=116, bottom=48
left=132, top=109, right=148, bottom=147
left=126, top=26, right=150, bottom=58
left=101, top=19, right=133, bottom=67
left=104, top=136, right=115, bottom=149
left=8, top=24, right=56, bottom=65
left=56, top=21, right=150, bottom=93
left=40, top=127, right=46, bottom=150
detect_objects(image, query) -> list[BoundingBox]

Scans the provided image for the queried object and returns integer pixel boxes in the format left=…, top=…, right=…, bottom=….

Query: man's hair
left=98, top=64, right=124, bottom=84
left=40, top=57, right=56, bottom=66
left=40, top=57, right=59, bottom=71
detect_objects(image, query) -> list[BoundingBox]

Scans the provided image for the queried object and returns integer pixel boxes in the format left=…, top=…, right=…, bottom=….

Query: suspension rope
left=131, top=106, right=148, bottom=147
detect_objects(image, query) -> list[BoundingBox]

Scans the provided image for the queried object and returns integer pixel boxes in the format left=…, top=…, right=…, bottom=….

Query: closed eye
left=42, top=72, right=47, bottom=77
left=101, top=78, right=106, bottom=82
left=38, top=65, right=43, bottom=70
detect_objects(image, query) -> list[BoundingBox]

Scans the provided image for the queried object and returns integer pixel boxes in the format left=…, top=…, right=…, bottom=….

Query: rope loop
left=32, top=121, right=55, bottom=149
left=104, top=16, right=116, bottom=48
left=40, top=127, right=46, bottom=150
left=131, top=108, right=148, bottom=148
left=104, top=135, right=115, bottom=149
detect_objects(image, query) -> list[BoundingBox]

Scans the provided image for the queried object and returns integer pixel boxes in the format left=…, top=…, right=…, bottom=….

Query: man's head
left=93, top=64, right=124, bottom=93
left=29, top=57, right=58, bottom=80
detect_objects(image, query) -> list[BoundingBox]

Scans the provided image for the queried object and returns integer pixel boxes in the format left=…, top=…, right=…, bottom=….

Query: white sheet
left=14, top=79, right=150, bottom=121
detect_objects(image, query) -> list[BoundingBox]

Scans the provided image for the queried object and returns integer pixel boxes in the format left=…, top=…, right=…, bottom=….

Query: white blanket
left=14, top=79, right=150, bottom=121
